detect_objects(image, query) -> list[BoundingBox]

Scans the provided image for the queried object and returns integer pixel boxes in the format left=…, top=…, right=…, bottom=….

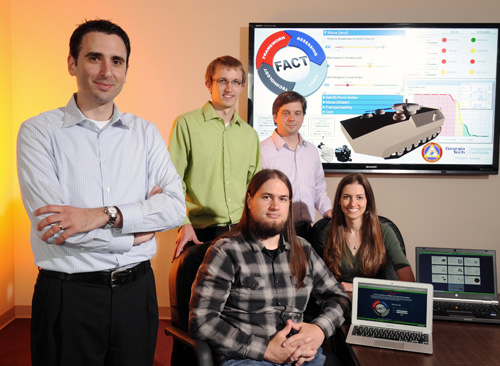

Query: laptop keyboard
left=434, top=301, right=500, bottom=314
left=352, top=325, right=429, bottom=344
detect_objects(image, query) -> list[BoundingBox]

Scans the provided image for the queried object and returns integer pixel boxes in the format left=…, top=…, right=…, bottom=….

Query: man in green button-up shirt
left=169, top=56, right=261, bottom=258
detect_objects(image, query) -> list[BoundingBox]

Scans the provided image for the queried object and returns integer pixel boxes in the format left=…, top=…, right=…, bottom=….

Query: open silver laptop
left=416, top=247, right=500, bottom=324
left=346, top=277, right=434, bottom=354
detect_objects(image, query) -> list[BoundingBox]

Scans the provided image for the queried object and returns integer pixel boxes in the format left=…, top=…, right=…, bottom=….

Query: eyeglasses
left=213, top=78, right=244, bottom=87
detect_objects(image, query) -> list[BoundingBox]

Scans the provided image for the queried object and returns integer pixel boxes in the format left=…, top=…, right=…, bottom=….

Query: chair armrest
left=165, top=325, right=214, bottom=366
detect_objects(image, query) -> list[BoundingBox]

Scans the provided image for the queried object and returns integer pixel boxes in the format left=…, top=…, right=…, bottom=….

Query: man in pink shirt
left=261, top=91, right=332, bottom=242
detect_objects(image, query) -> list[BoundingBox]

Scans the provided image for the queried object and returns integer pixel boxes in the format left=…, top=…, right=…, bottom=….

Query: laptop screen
left=356, top=280, right=430, bottom=328
left=416, top=248, right=497, bottom=299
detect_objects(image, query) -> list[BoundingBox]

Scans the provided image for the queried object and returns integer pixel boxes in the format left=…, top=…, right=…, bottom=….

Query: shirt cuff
left=312, top=314, right=341, bottom=339
left=109, top=230, right=135, bottom=253
left=117, top=203, right=142, bottom=234
left=245, top=335, right=269, bottom=361
left=318, top=202, right=332, bottom=217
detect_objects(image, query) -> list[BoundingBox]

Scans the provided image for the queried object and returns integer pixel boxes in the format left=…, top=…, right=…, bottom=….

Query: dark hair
left=224, top=169, right=307, bottom=288
left=272, top=91, right=307, bottom=116
left=324, top=173, right=386, bottom=280
left=69, top=19, right=131, bottom=66
left=205, top=55, right=246, bottom=85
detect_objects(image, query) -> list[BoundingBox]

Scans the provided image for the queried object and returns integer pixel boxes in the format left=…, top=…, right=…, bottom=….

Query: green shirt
left=340, top=223, right=410, bottom=282
left=169, top=102, right=261, bottom=228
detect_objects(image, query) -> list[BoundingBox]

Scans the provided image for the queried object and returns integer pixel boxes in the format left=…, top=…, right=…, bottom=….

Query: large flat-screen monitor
left=249, top=23, right=500, bottom=174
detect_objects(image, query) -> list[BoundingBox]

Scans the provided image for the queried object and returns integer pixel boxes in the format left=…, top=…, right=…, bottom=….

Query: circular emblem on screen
left=372, top=300, right=390, bottom=317
left=421, top=142, right=443, bottom=163
left=256, top=30, right=328, bottom=96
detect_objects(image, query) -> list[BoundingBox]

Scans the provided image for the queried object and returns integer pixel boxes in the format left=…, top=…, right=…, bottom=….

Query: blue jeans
left=220, top=346, right=339, bottom=366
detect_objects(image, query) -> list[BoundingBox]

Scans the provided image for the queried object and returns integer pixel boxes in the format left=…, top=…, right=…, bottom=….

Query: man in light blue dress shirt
left=16, top=19, right=185, bottom=366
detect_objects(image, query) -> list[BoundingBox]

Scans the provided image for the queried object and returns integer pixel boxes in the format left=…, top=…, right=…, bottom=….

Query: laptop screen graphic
left=417, top=250, right=495, bottom=296
left=357, top=283, right=429, bottom=328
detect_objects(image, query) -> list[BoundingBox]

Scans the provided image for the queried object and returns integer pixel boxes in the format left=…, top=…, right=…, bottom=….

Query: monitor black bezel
left=248, top=22, right=500, bottom=175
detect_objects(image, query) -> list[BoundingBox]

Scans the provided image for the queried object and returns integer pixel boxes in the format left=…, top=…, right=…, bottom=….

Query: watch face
left=107, top=206, right=118, bottom=216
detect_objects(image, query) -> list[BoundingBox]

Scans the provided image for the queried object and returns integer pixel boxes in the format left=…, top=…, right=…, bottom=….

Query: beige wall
left=5, top=0, right=500, bottom=313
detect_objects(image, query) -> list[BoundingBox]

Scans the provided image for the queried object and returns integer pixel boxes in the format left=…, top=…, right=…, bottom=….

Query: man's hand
left=35, top=185, right=164, bottom=245
left=323, top=209, right=333, bottom=219
left=35, top=206, right=108, bottom=245
left=281, top=322, right=325, bottom=366
left=173, top=224, right=202, bottom=260
left=133, top=232, right=155, bottom=246
left=264, top=319, right=315, bottom=364
left=148, top=185, right=163, bottom=197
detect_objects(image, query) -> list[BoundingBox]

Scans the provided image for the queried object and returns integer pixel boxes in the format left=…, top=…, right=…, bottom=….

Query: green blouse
left=339, top=223, right=410, bottom=283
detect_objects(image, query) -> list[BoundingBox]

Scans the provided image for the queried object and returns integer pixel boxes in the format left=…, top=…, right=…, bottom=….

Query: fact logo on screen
left=372, top=300, right=390, bottom=318
left=421, top=142, right=443, bottom=163
left=256, top=30, right=328, bottom=96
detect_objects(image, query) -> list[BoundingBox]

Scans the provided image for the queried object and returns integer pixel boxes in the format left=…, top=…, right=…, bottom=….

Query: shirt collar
left=271, top=129, right=306, bottom=151
left=202, top=101, right=243, bottom=126
left=247, top=232, right=290, bottom=253
left=62, top=93, right=126, bottom=129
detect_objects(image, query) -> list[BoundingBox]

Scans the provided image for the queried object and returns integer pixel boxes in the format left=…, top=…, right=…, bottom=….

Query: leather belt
left=195, top=224, right=233, bottom=243
left=196, top=224, right=233, bottom=232
left=39, top=260, right=151, bottom=288
left=215, top=224, right=233, bottom=231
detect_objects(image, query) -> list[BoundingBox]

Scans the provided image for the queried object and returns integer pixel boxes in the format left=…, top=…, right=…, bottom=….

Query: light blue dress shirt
left=17, top=94, right=186, bottom=273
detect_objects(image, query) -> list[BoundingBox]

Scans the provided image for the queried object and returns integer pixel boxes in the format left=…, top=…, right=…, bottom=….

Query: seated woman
left=323, top=173, right=415, bottom=292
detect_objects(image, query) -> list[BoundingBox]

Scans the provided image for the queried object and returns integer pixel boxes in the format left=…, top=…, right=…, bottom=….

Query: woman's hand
left=341, top=282, right=353, bottom=292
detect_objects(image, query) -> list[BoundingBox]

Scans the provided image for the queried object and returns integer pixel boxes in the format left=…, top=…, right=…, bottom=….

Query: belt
left=195, top=225, right=233, bottom=243
left=215, top=224, right=233, bottom=231
left=39, top=261, right=151, bottom=288
left=196, top=224, right=233, bottom=232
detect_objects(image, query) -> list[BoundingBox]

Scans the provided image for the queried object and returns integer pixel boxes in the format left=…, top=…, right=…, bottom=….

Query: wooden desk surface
left=350, top=315, right=500, bottom=366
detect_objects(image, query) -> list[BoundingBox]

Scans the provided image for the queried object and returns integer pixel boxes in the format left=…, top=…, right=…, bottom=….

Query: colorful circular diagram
left=256, top=30, right=328, bottom=96
left=421, top=142, right=443, bottom=163
left=372, top=300, right=390, bottom=317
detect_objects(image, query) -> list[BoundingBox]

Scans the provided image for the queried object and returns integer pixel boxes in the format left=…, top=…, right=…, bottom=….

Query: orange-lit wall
left=6, top=0, right=500, bottom=318
left=1, top=0, right=14, bottom=320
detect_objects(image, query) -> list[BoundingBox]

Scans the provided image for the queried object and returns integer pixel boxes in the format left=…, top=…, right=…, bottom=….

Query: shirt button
left=226, top=181, right=230, bottom=184
left=106, top=187, right=111, bottom=192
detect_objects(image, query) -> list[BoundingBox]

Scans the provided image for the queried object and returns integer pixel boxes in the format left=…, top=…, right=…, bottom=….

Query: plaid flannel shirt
left=189, top=234, right=350, bottom=362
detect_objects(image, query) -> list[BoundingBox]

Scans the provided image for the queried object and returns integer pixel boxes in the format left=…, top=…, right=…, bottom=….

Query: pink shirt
left=261, top=130, right=331, bottom=223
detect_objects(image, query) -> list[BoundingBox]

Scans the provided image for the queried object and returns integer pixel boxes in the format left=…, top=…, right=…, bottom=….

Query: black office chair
left=308, top=215, right=407, bottom=280
left=165, top=242, right=214, bottom=366
left=378, top=215, right=406, bottom=255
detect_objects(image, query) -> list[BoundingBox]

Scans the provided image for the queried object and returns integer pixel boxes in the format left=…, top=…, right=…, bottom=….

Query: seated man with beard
left=189, top=169, right=350, bottom=366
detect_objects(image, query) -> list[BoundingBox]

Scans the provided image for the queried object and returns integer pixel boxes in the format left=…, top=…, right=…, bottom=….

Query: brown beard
left=248, top=215, right=286, bottom=239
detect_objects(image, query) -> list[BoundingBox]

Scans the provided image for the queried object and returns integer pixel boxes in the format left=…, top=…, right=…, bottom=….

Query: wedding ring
left=58, top=224, right=63, bottom=230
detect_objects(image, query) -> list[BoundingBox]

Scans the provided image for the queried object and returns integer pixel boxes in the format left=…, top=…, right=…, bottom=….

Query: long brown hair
left=223, top=169, right=307, bottom=288
left=324, top=173, right=386, bottom=280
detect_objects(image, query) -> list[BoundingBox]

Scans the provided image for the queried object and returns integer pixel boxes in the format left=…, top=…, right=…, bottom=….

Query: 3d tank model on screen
left=340, top=101, right=445, bottom=159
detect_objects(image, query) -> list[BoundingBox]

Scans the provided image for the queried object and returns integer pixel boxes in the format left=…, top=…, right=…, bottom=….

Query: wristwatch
left=104, top=206, right=118, bottom=228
